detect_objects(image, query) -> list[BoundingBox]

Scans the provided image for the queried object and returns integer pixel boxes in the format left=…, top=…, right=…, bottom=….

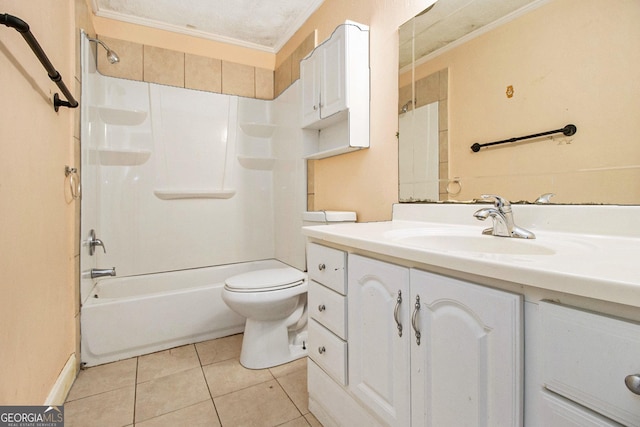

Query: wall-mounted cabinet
left=300, top=21, right=369, bottom=159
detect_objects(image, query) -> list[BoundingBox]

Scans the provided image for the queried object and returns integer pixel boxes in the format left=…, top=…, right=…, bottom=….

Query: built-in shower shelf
left=237, top=156, right=276, bottom=170
left=153, top=189, right=236, bottom=200
left=97, top=106, right=148, bottom=126
left=98, top=148, right=151, bottom=166
left=239, top=122, right=276, bottom=138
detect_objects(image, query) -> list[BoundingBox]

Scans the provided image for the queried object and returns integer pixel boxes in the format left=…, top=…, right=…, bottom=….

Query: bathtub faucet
left=91, top=267, right=116, bottom=279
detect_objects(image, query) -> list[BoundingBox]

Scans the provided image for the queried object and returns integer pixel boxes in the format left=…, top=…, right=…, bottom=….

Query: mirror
left=398, top=0, right=640, bottom=204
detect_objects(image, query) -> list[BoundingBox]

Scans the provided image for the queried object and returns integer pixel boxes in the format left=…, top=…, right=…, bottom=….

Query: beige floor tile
left=269, top=357, right=307, bottom=378
left=202, top=358, right=273, bottom=398
left=195, top=334, right=243, bottom=366
left=64, top=385, right=135, bottom=427
left=279, top=416, right=311, bottom=427
left=277, top=369, right=309, bottom=414
left=135, top=367, right=211, bottom=423
left=135, top=401, right=220, bottom=427
left=137, top=344, right=200, bottom=383
left=214, top=380, right=301, bottom=427
left=304, top=412, right=323, bottom=427
left=66, top=358, right=137, bottom=401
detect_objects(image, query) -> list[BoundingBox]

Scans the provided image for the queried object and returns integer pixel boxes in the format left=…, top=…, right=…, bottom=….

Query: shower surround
left=79, top=33, right=307, bottom=366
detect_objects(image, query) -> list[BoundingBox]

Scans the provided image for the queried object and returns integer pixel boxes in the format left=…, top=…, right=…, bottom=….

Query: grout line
left=274, top=375, right=305, bottom=418
left=195, top=344, right=223, bottom=426
left=132, top=356, right=139, bottom=425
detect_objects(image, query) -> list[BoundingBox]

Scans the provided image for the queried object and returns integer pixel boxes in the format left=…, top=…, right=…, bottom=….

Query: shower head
left=87, top=37, right=119, bottom=64
left=400, top=99, right=413, bottom=114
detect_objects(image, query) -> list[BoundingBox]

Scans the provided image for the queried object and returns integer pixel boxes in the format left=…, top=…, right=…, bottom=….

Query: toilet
left=222, top=210, right=356, bottom=369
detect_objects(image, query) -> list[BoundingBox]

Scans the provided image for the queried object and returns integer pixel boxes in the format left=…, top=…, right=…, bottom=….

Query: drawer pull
left=318, top=346, right=326, bottom=354
left=412, top=294, right=421, bottom=346
left=318, top=304, right=326, bottom=312
left=625, top=374, right=640, bottom=395
left=394, top=290, right=403, bottom=337
left=318, top=263, right=326, bottom=271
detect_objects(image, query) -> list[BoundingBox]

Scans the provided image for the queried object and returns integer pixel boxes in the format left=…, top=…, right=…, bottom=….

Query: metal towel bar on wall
left=470, top=124, right=577, bottom=153
left=1, top=13, right=78, bottom=112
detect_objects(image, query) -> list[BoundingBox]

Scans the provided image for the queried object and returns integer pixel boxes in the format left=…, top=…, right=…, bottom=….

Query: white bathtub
left=81, top=259, right=288, bottom=366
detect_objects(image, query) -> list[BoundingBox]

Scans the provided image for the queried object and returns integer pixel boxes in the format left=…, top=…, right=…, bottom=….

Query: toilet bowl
left=222, top=267, right=308, bottom=369
left=222, top=211, right=356, bottom=369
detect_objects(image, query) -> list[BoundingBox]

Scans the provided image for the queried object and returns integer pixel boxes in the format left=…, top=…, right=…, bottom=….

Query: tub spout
left=91, top=267, right=116, bottom=279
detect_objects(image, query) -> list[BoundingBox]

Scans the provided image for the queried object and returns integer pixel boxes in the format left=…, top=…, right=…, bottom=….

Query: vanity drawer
left=539, top=390, right=623, bottom=427
left=540, top=301, right=640, bottom=426
left=307, top=243, right=347, bottom=294
left=309, top=280, right=347, bottom=339
left=309, top=319, right=348, bottom=385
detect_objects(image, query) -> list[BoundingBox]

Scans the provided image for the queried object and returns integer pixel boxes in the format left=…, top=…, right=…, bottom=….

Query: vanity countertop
left=302, top=204, right=640, bottom=308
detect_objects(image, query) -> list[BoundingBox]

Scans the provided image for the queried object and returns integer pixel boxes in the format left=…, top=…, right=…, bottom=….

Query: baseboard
left=44, top=353, right=78, bottom=405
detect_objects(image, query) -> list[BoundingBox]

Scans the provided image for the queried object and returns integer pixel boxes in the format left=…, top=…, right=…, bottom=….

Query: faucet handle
left=88, top=229, right=107, bottom=256
left=535, top=193, right=555, bottom=204
left=480, top=194, right=511, bottom=209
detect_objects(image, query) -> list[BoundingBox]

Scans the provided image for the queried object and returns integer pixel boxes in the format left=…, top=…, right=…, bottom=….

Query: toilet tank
left=302, top=211, right=357, bottom=226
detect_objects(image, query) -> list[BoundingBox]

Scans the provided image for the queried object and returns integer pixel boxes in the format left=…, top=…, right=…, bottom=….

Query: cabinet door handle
left=394, top=290, right=403, bottom=337
left=412, top=295, right=421, bottom=346
left=625, top=374, right=640, bottom=395
left=318, top=304, right=326, bottom=312
left=318, top=263, right=326, bottom=271
left=318, top=346, right=326, bottom=354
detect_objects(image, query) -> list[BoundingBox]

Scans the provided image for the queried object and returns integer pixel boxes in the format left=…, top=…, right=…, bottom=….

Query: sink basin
left=383, top=227, right=590, bottom=256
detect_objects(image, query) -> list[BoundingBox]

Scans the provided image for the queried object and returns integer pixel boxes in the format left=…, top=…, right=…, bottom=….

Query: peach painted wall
left=278, top=0, right=438, bottom=222
left=0, top=0, right=77, bottom=403
left=400, top=0, right=640, bottom=204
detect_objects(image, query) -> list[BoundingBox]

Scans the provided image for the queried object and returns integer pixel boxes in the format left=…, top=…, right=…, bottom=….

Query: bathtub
left=81, top=259, right=289, bottom=367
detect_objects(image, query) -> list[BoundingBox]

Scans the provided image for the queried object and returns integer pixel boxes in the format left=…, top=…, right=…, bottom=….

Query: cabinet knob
left=318, top=304, right=326, bottom=312
left=313, top=105, right=318, bottom=111
left=625, top=374, right=640, bottom=395
left=318, top=263, right=326, bottom=271
left=318, top=346, right=326, bottom=354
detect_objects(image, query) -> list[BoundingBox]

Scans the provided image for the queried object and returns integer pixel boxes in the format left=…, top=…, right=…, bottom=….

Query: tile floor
left=64, top=334, right=321, bottom=427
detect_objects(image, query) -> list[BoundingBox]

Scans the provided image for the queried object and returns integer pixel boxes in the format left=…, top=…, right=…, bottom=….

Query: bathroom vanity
left=303, top=203, right=640, bottom=427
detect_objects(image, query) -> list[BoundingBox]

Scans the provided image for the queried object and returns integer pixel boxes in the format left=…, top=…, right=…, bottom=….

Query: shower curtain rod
left=1, top=13, right=78, bottom=112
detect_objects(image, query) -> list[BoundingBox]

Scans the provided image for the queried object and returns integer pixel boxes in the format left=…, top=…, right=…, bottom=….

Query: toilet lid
left=224, top=267, right=306, bottom=292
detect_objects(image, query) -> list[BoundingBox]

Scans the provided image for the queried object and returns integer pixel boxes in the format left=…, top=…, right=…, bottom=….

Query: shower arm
left=1, top=13, right=79, bottom=111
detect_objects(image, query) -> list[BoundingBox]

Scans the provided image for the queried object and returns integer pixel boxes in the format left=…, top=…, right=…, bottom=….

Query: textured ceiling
left=92, top=0, right=325, bottom=52
left=399, top=0, right=545, bottom=69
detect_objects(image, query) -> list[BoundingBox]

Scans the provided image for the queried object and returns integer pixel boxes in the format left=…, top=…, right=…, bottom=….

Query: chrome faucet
left=90, top=267, right=116, bottom=279
left=87, top=229, right=106, bottom=256
left=473, top=194, right=535, bottom=239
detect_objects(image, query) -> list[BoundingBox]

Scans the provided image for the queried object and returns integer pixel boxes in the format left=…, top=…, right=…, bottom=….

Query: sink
left=383, top=227, right=589, bottom=256
left=396, top=234, right=555, bottom=255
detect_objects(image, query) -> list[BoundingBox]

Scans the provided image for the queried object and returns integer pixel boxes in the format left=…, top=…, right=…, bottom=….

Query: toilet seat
left=225, top=267, right=306, bottom=293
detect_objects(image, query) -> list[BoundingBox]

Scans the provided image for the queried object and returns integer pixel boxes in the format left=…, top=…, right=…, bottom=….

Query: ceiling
left=399, top=0, right=545, bottom=69
left=91, top=0, right=325, bottom=53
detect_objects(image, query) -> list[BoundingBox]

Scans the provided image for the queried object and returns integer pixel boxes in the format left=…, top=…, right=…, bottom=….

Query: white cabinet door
left=410, top=269, right=523, bottom=427
left=348, top=254, right=411, bottom=427
left=320, top=26, right=346, bottom=119
left=300, top=52, right=320, bottom=127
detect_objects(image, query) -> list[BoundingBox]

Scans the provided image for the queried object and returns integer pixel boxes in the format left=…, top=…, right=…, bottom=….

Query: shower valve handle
left=88, top=229, right=107, bottom=255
